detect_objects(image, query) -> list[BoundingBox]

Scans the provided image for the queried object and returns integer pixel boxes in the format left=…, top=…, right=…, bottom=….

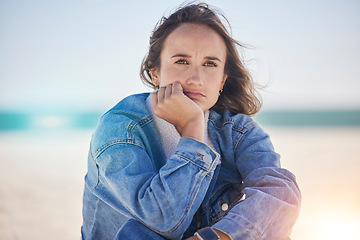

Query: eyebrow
left=205, top=56, right=222, bottom=62
left=171, top=54, right=222, bottom=62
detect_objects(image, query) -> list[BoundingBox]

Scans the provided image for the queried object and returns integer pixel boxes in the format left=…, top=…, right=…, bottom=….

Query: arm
left=89, top=132, right=220, bottom=239
left=212, top=124, right=301, bottom=240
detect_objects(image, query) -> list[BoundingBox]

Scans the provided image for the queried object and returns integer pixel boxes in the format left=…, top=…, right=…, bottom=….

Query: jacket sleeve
left=87, top=134, right=220, bottom=240
left=212, top=123, right=301, bottom=240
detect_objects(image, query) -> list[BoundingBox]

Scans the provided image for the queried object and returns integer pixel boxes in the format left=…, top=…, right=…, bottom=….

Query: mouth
left=183, top=90, right=205, bottom=99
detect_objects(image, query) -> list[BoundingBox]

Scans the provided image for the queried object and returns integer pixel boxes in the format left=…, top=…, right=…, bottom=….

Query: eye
left=204, top=61, right=217, bottom=67
left=175, top=59, right=188, bottom=65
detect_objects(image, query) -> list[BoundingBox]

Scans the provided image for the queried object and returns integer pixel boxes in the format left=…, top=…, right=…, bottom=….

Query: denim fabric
left=81, top=93, right=301, bottom=240
left=116, top=219, right=167, bottom=240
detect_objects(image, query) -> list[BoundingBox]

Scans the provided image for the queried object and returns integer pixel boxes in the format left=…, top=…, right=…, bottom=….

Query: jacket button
left=221, top=203, right=229, bottom=211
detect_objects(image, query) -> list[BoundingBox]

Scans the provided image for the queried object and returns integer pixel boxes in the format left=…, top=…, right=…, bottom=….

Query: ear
left=220, top=73, right=228, bottom=90
left=149, top=67, right=160, bottom=86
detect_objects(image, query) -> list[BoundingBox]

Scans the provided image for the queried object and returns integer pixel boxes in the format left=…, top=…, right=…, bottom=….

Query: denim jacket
left=81, top=93, right=301, bottom=240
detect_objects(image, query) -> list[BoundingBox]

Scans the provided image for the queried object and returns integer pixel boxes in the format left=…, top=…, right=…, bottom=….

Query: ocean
left=1, top=110, right=360, bottom=131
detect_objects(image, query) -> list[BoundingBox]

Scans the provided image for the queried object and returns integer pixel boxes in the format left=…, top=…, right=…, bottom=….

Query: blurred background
left=0, top=0, right=359, bottom=239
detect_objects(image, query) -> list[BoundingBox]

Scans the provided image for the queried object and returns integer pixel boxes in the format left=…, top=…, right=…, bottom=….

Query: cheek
left=206, top=76, right=225, bottom=102
left=158, top=67, right=181, bottom=86
left=208, top=73, right=225, bottom=89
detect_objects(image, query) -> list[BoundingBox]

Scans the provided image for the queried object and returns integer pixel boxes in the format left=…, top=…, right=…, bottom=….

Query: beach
left=0, top=127, right=359, bottom=239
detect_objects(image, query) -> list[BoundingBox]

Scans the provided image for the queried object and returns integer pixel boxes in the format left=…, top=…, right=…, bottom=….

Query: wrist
left=193, top=227, right=231, bottom=240
left=194, top=227, right=220, bottom=240
left=178, top=117, right=204, bottom=141
left=213, top=229, right=231, bottom=240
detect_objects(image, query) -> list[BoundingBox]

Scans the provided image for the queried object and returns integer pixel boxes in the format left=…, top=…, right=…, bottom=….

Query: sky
left=0, top=0, right=359, bottom=112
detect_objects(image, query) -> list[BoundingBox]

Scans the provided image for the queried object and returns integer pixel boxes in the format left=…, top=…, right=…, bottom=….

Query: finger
left=172, top=81, right=184, bottom=95
left=150, top=92, right=158, bottom=106
left=157, top=86, right=166, bottom=101
left=164, top=83, right=173, bottom=98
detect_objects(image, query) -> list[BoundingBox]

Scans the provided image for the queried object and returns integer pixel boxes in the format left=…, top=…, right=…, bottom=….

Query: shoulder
left=208, top=110, right=258, bottom=132
left=208, top=110, right=271, bottom=150
left=91, top=93, right=153, bottom=154
left=106, top=93, right=151, bottom=118
left=100, top=92, right=151, bottom=123
left=98, top=93, right=152, bottom=131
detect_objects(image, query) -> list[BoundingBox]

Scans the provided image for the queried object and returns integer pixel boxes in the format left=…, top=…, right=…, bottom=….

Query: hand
left=214, top=229, right=231, bottom=240
left=151, top=82, right=204, bottom=141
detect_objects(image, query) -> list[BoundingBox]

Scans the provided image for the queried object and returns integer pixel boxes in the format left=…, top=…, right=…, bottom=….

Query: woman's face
left=151, top=23, right=228, bottom=113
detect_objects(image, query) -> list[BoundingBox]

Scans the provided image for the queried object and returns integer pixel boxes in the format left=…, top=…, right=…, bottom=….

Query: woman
left=81, top=3, right=301, bottom=240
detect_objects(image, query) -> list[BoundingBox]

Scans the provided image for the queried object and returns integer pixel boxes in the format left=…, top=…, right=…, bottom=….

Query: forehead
left=162, top=23, right=227, bottom=58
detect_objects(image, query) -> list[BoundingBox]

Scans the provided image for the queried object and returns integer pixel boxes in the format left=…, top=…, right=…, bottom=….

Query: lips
left=183, top=90, right=205, bottom=99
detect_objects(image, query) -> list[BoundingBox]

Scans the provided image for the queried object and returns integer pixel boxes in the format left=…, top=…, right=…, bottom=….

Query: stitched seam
left=168, top=152, right=219, bottom=233
left=94, top=139, right=145, bottom=159
left=169, top=171, right=208, bottom=233
left=209, top=116, right=250, bottom=132
left=88, top=146, right=100, bottom=191
left=234, top=122, right=255, bottom=151
left=139, top=116, right=153, bottom=127
left=95, top=115, right=153, bottom=158
left=244, top=119, right=257, bottom=129
left=88, top=198, right=101, bottom=238
left=207, top=184, right=230, bottom=206
left=233, top=131, right=245, bottom=151
left=173, top=153, right=211, bottom=172
left=209, top=118, right=235, bottom=130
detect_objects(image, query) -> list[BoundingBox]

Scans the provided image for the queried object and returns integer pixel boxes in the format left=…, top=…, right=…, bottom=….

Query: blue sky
left=1, top=0, right=359, bottom=112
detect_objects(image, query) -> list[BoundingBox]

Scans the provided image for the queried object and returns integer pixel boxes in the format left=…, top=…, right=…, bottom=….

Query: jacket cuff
left=175, top=137, right=220, bottom=174
left=212, top=214, right=261, bottom=240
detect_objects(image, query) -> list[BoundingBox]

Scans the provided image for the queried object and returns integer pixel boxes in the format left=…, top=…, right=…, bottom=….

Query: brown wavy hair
left=140, top=3, right=262, bottom=116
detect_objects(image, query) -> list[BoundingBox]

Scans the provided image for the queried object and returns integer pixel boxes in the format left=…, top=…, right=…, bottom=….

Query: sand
left=0, top=127, right=359, bottom=239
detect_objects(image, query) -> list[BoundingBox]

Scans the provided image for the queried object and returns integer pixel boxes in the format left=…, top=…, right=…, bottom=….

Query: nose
left=186, top=66, right=203, bottom=86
